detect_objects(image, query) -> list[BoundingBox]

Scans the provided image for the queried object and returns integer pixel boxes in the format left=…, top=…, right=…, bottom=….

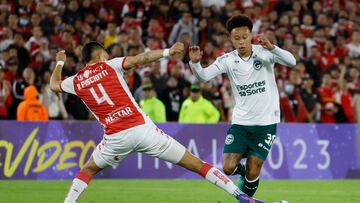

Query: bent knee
left=81, top=160, right=102, bottom=176
left=222, top=163, right=237, bottom=175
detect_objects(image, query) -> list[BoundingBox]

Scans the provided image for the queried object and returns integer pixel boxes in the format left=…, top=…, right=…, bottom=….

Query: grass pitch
left=0, top=180, right=360, bottom=203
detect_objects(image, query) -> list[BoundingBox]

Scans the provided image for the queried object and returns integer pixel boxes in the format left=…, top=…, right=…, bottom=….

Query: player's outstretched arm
left=50, top=50, right=66, bottom=93
left=258, top=35, right=296, bottom=68
left=189, top=46, right=225, bottom=82
left=123, top=42, right=184, bottom=70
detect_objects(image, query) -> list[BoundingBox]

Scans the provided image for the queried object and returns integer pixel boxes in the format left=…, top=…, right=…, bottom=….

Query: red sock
left=198, top=162, right=213, bottom=177
left=197, top=162, right=240, bottom=197
left=75, top=171, right=92, bottom=184
left=64, top=171, right=92, bottom=203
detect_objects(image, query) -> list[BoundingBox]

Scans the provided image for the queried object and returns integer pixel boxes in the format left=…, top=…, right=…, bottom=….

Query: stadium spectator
left=151, top=1, right=174, bottom=39
left=64, top=93, right=89, bottom=120
left=337, top=64, right=355, bottom=123
left=317, top=72, right=337, bottom=123
left=3, top=56, right=19, bottom=84
left=104, top=21, right=118, bottom=49
left=160, top=76, right=184, bottom=121
left=62, top=52, right=78, bottom=77
left=62, top=0, right=81, bottom=25
left=347, top=67, right=360, bottom=123
left=134, top=76, right=151, bottom=103
left=280, top=80, right=307, bottom=123
left=40, top=71, right=68, bottom=120
left=168, top=11, right=198, bottom=45
left=0, top=27, right=14, bottom=51
left=8, top=67, right=35, bottom=119
left=124, top=68, right=142, bottom=94
left=13, top=32, right=31, bottom=72
left=25, top=26, right=48, bottom=55
left=179, top=84, right=219, bottom=123
left=17, top=85, right=48, bottom=121
left=347, top=30, right=360, bottom=58
left=107, top=43, right=124, bottom=58
left=149, top=61, right=167, bottom=96
left=140, top=84, right=166, bottom=123
left=0, top=67, right=11, bottom=119
left=300, top=75, right=321, bottom=123
left=304, top=45, right=322, bottom=87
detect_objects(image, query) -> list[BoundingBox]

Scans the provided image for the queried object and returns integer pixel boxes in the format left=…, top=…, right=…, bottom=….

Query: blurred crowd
left=0, top=0, right=359, bottom=123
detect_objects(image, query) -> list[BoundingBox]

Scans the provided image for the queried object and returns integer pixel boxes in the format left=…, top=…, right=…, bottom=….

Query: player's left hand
left=257, top=34, right=275, bottom=50
left=169, top=42, right=185, bottom=57
left=56, top=50, right=67, bottom=62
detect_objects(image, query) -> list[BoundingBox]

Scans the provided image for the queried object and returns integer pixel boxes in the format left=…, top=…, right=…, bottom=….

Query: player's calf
left=238, top=156, right=262, bottom=197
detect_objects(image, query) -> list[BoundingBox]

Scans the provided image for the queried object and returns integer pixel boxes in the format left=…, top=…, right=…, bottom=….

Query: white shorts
left=92, top=123, right=186, bottom=168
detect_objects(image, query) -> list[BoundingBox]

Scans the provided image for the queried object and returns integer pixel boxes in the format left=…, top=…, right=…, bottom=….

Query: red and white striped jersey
left=60, top=57, right=149, bottom=135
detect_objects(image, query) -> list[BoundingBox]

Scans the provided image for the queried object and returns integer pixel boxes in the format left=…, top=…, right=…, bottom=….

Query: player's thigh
left=247, top=124, right=277, bottom=161
left=135, top=124, right=186, bottom=164
left=223, top=124, right=248, bottom=156
left=92, top=132, right=136, bottom=168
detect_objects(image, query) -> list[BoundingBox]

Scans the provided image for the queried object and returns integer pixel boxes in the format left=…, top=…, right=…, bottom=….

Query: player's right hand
left=189, top=46, right=203, bottom=63
left=56, top=50, right=67, bottom=62
left=169, top=42, right=185, bottom=56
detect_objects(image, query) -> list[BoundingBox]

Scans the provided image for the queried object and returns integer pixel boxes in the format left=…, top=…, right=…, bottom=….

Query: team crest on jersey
left=253, top=59, right=263, bottom=71
left=225, top=134, right=234, bottom=145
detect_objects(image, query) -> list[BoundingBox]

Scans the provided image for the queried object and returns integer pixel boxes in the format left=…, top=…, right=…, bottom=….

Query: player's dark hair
left=82, top=41, right=107, bottom=63
left=226, top=15, right=253, bottom=33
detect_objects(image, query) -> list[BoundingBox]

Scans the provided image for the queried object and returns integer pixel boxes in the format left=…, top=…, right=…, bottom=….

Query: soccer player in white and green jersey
left=189, top=15, right=296, bottom=197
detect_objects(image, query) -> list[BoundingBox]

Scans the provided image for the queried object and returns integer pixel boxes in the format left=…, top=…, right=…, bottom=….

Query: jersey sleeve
left=270, top=46, right=296, bottom=67
left=105, top=57, right=126, bottom=75
left=189, top=55, right=227, bottom=82
left=60, top=75, right=76, bottom=95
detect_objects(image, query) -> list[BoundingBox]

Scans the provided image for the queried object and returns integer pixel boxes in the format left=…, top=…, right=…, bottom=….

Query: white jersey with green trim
left=189, top=44, right=296, bottom=126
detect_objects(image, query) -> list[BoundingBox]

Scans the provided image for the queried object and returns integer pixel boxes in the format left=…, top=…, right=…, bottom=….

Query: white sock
left=64, top=171, right=91, bottom=203
left=199, top=163, right=241, bottom=197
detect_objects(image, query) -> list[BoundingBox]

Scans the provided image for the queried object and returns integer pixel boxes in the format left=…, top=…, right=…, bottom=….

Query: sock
left=198, top=163, right=241, bottom=198
left=64, top=171, right=92, bottom=203
left=239, top=176, right=259, bottom=197
left=231, top=163, right=246, bottom=176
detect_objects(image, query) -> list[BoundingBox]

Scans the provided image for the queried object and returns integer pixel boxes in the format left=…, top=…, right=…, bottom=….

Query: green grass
left=1, top=180, right=360, bottom=203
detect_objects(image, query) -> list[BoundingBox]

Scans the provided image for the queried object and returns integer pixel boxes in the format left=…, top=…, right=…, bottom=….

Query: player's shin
left=64, top=171, right=92, bottom=203
left=198, top=163, right=241, bottom=198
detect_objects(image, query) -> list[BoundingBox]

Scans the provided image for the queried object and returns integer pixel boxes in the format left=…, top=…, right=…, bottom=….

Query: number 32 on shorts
left=264, top=134, right=276, bottom=146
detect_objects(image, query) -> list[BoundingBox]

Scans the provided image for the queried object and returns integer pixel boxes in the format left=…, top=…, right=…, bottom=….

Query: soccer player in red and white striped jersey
left=50, top=41, right=262, bottom=203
